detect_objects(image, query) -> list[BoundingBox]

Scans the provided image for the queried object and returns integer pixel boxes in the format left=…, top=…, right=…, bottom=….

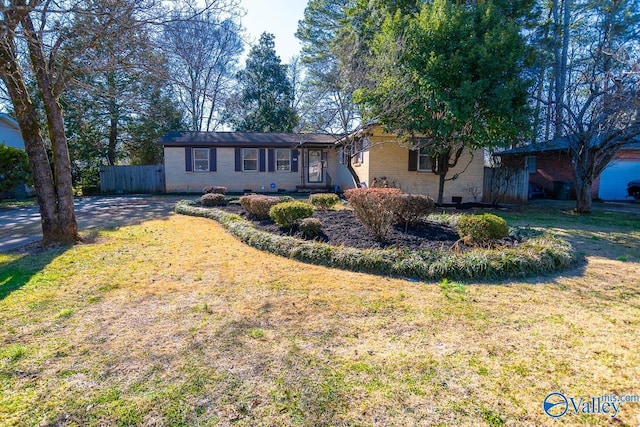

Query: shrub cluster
left=175, top=201, right=577, bottom=281
left=397, top=194, right=436, bottom=231
left=269, top=201, right=314, bottom=228
left=309, top=193, right=339, bottom=210
left=239, top=195, right=284, bottom=219
left=203, top=186, right=226, bottom=195
left=344, top=188, right=403, bottom=241
left=299, top=217, right=323, bottom=238
left=200, top=193, right=226, bottom=207
left=457, top=213, right=509, bottom=245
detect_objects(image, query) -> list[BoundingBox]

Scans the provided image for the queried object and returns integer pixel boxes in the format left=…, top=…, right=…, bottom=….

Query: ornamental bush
left=239, top=195, right=284, bottom=219
left=203, top=186, right=226, bottom=195
left=396, top=194, right=436, bottom=231
left=0, top=143, right=31, bottom=200
left=175, top=201, right=576, bottom=281
left=200, top=193, right=226, bottom=207
left=456, top=213, right=509, bottom=245
left=269, top=201, right=314, bottom=229
left=299, top=217, right=323, bottom=238
left=344, top=188, right=403, bottom=241
left=309, top=193, right=339, bottom=210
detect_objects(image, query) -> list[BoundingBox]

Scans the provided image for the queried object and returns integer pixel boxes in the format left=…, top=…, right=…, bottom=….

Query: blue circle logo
left=543, top=392, right=568, bottom=418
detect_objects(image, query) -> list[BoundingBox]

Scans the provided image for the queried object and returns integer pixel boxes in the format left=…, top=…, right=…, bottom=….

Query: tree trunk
left=0, top=42, right=61, bottom=240
left=436, top=172, right=446, bottom=205
left=107, top=73, right=119, bottom=165
left=22, top=14, right=78, bottom=245
left=346, top=155, right=362, bottom=188
left=574, top=174, right=592, bottom=213
left=108, top=99, right=119, bottom=165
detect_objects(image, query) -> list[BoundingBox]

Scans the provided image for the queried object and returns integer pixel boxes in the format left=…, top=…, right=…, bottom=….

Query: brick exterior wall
left=165, top=147, right=343, bottom=193
left=352, top=127, right=486, bottom=202
left=501, top=148, right=639, bottom=199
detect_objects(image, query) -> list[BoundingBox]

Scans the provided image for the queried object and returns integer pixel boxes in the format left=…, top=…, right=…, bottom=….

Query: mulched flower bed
left=217, top=204, right=462, bottom=251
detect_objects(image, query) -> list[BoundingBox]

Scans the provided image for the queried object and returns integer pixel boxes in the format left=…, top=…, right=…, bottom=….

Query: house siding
left=165, top=147, right=306, bottom=193
left=0, top=117, right=25, bottom=150
left=357, top=127, right=485, bottom=202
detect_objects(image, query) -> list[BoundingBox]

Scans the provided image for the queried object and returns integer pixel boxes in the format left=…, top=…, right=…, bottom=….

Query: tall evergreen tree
left=296, top=0, right=357, bottom=133
left=227, top=33, right=298, bottom=132
left=356, top=0, right=533, bottom=203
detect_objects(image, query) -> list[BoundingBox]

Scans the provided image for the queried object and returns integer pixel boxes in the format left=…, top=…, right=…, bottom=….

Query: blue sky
left=238, top=0, right=306, bottom=63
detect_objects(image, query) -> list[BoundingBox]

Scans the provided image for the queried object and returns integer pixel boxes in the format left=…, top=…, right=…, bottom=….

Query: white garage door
left=598, top=160, right=640, bottom=200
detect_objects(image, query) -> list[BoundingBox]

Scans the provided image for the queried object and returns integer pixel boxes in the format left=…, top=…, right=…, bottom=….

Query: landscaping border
left=176, top=201, right=577, bottom=282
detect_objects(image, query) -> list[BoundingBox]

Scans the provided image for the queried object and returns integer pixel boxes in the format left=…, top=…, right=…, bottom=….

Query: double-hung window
left=193, top=148, right=209, bottom=172
left=275, top=149, right=291, bottom=172
left=243, top=148, right=258, bottom=172
left=418, top=147, right=433, bottom=171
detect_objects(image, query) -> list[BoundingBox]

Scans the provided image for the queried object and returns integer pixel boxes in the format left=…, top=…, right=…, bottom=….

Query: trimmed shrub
left=309, top=193, right=339, bottom=210
left=200, top=193, right=226, bottom=207
left=203, top=186, right=226, bottom=195
left=175, top=201, right=577, bottom=281
left=269, top=201, right=314, bottom=228
left=299, top=217, right=323, bottom=238
left=239, top=195, right=284, bottom=219
left=457, top=213, right=509, bottom=245
left=344, top=188, right=403, bottom=241
left=397, top=194, right=436, bottom=231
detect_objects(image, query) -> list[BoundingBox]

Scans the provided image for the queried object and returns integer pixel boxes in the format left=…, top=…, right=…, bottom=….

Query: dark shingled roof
left=495, top=135, right=640, bottom=156
left=158, top=131, right=339, bottom=147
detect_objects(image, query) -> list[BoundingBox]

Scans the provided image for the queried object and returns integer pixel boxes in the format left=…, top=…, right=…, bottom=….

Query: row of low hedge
left=176, top=201, right=577, bottom=282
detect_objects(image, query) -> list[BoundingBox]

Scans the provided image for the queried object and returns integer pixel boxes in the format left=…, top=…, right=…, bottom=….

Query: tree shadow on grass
left=0, top=244, right=69, bottom=302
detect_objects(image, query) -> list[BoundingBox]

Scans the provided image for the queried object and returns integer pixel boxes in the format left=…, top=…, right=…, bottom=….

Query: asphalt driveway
left=0, top=195, right=185, bottom=252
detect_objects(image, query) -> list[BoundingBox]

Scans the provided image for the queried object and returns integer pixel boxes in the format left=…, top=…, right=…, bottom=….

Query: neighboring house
left=336, top=125, right=486, bottom=203
left=496, top=136, right=640, bottom=200
left=0, top=113, right=32, bottom=199
left=159, top=126, right=486, bottom=201
left=0, top=113, right=25, bottom=149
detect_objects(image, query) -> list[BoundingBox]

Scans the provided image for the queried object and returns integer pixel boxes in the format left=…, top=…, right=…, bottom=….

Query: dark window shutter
left=268, top=149, right=275, bottom=172
left=235, top=148, right=242, bottom=171
left=291, top=149, right=299, bottom=172
left=408, top=149, right=418, bottom=171
left=209, top=148, right=217, bottom=172
left=185, top=147, right=192, bottom=171
left=259, top=149, right=266, bottom=172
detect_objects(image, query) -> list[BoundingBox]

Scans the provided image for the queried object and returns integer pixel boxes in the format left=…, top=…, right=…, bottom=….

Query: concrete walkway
left=0, top=195, right=186, bottom=252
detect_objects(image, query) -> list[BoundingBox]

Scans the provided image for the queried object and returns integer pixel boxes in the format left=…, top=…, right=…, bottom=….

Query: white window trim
left=275, top=148, right=291, bottom=172
left=193, top=148, right=209, bottom=173
left=418, top=148, right=433, bottom=172
left=243, top=148, right=258, bottom=172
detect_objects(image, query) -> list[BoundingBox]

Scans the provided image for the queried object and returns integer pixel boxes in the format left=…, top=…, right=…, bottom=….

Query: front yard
left=1, top=201, right=639, bottom=425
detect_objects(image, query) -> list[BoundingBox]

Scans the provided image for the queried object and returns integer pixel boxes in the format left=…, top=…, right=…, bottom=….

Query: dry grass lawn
left=1, top=202, right=639, bottom=426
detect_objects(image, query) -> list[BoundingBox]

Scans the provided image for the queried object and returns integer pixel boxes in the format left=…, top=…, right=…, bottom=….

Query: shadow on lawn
left=0, top=245, right=69, bottom=302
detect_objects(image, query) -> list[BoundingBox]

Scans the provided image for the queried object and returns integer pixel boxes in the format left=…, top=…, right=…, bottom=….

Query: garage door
left=598, top=160, right=640, bottom=200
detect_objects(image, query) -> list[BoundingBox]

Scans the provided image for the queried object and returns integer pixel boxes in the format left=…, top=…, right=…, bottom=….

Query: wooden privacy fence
left=100, top=165, right=165, bottom=194
left=482, top=167, right=528, bottom=204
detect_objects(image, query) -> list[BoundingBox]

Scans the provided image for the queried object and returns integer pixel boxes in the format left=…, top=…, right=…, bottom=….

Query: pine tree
left=227, top=33, right=299, bottom=132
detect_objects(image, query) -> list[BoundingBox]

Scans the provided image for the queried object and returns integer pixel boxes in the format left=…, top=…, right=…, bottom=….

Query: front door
left=307, top=149, right=324, bottom=184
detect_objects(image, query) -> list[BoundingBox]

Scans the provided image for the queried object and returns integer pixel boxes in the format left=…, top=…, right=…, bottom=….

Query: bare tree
left=163, top=7, right=243, bottom=131
left=0, top=0, right=232, bottom=245
left=552, top=0, right=640, bottom=213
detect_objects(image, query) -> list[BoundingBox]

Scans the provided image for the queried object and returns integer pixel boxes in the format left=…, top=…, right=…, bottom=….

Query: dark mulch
left=217, top=204, right=461, bottom=251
